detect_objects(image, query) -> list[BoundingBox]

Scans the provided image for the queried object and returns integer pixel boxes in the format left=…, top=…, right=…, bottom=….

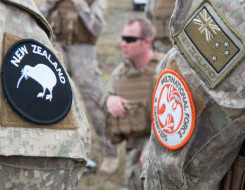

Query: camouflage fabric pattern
left=0, top=0, right=91, bottom=188
left=170, top=0, right=245, bottom=108
left=0, top=156, right=86, bottom=190
left=55, top=42, right=118, bottom=157
left=141, top=48, right=245, bottom=190
left=0, top=0, right=90, bottom=171
left=3, top=0, right=53, bottom=38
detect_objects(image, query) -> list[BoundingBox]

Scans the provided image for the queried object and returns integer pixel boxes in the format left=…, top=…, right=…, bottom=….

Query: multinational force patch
left=2, top=39, right=72, bottom=124
left=152, top=70, right=195, bottom=150
left=172, top=0, right=245, bottom=88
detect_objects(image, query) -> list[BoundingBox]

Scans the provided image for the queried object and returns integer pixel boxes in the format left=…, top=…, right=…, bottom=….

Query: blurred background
left=34, top=0, right=146, bottom=189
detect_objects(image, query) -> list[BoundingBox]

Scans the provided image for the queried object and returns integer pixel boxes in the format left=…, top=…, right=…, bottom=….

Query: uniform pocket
left=124, top=100, right=151, bottom=136
left=0, top=156, right=86, bottom=190
left=141, top=152, right=162, bottom=190
left=105, top=114, right=124, bottom=144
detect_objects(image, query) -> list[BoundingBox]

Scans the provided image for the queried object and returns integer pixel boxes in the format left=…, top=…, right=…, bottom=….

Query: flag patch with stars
left=172, top=0, right=245, bottom=88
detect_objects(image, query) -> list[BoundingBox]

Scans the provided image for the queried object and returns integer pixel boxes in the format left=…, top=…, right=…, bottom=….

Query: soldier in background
left=145, top=0, right=175, bottom=53
left=103, top=18, right=160, bottom=190
left=0, top=0, right=90, bottom=189
left=39, top=0, right=119, bottom=174
left=141, top=0, right=245, bottom=189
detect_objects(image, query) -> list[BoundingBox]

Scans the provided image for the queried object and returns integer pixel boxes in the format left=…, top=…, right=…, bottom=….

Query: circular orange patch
left=152, top=69, right=195, bottom=150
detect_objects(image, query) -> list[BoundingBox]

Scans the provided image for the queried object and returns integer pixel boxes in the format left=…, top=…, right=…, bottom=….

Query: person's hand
left=106, top=95, right=130, bottom=118
left=70, top=0, right=84, bottom=4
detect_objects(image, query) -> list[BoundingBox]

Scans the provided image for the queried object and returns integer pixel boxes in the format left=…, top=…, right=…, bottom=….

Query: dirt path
left=77, top=1, right=145, bottom=190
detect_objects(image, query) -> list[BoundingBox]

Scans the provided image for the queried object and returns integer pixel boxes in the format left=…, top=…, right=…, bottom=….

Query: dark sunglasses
left=121, top=35, right=146, bottom=43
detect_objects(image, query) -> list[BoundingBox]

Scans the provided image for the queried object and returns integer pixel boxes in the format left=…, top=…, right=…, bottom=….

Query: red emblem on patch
left=152, top=69, right=195, bottom=150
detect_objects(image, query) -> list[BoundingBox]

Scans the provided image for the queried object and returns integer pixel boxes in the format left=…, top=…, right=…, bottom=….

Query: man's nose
left=121, top=40, right=128, bottom=47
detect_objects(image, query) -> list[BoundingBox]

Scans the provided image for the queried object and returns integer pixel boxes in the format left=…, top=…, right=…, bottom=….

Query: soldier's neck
left=133, top=50, right=154, bottom=70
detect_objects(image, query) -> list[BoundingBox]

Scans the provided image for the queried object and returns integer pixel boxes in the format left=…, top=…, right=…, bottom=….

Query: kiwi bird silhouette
left=17, top=64, right=57, bottom=102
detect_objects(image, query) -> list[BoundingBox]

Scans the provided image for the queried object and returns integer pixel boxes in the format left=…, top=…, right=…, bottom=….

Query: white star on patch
left=224, top=50, right=230, bottom=56
left=224, top=41, right=229, bottom=47
left=214, top=42, right=220, bottom=48
left=212, top=55, right=217, bottom=62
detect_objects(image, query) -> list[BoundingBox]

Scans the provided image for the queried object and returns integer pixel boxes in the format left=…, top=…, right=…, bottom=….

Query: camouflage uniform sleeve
left=145, top=0, right=155, bottom=20
left=75, top=0, right=106, bottom=37
left=99, top=63, right=124, bottom=108
left=0, top=0, right=91, bottom=160
left=141, top=47, right=245, bottom=190
left=39, top=1, right=57, bottom=18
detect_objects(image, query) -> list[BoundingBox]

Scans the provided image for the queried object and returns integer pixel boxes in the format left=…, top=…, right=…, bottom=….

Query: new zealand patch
left=2, top=39, right=72, bottom=125
left=172, top=0, right=245, bottom=88
left=152, top=70, right=195, bottom=150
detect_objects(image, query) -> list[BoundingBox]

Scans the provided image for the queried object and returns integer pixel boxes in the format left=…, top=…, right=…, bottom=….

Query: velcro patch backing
left=172, top=0, right=245, bottom=88
left=1, top=32, right=78, bottom=129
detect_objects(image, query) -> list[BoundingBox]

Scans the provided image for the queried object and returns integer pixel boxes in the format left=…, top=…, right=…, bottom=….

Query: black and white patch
left=2, top=39, right=72, bottom=124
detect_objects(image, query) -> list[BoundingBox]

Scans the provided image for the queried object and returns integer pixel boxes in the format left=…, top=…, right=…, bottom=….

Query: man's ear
left=144, top=37, right=152, bottom=47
